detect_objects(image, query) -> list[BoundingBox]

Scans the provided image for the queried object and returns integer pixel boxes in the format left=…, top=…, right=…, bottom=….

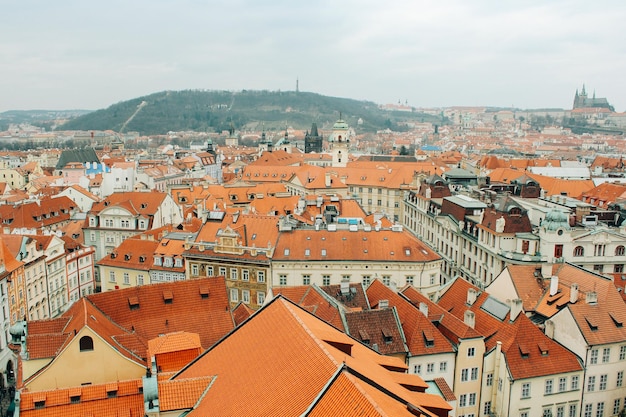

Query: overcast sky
left=2, top=0, right=625, bottom=112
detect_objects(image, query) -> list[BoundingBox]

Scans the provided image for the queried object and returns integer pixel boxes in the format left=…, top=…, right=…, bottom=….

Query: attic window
left=519, top=344, right=530, bottom=358
left=139, top=256, right=145, bottom=263
left=585, top=317, right=598, bottom=331
left=110, top=253, right=117, bottom=259
left=422, top=330, right=435, bottom=347
left=140, top=203, right=147, bottom=209
left=124, top=254, right=131, bottom=261
left=405, top=248, right=411, bottom=256
left=609, top=313, right=623, bottom=328
left=79, top=336, right=94, bottom=352
left=284, top=248, right=290, bottom=256
left=538, top=341, right=549, bottom=356
left=70, top=395, right=81, bottom=404
left=128, top=296, right=139, bottom=310
left=358, top=330, right=370, bottom=344
left=199, top=286, right=210, bottom=299
left=107, top=390, right=118, bottom=398
left=382, top=329, right=393, bottom=344
left=324, top=339, right=352, bottom=356
left=163, top=291, right=173, bottom=304
left=34, top=400, right=45, bottom=409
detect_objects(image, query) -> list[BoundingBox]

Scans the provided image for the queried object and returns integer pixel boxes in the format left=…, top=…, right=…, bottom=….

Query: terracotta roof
left=579, top=182, right=626, bottom=208
left=89, top=191, right=168, bottom=216
left=86, top=277, right=235, bottom=352
left=157, top=376, right=214, bottom=412
left=174, top=296, right=451, bottom=416
left=432, top=377, right=456, bottom=402
left=18, top=378, right=144, bottom=417
left=273, top=286, right=345, bottom=331
left=231, top=302, right=255, bottom=326
left=274, top=229, right=440, bottom=262
left=0, top=196, right=75, bottom=230
left=437, top=278, right=583, bottom=379
left=366, top=280, right=455, bottom=356
left=344, top=308, right=407, bottom=355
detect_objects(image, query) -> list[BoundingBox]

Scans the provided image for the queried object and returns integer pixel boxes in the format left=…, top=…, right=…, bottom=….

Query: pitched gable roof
left=174, top=296, right=451, bottom=416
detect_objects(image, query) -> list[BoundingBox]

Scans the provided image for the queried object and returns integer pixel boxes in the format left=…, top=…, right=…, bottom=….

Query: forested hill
left=59, top=90, right=442, bottom=135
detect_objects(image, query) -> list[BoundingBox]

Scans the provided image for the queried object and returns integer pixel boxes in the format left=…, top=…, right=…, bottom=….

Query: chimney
left=545, top=319, right=555, bottom=339
left=464, top=310, right=475, bottom=329
left=585, top=291, right=597, bottom=305
left=467, top=288, right=477, bottom=306
left=419, top=302, right=428, bottom=317
left=549, top=275, right=559, bottom=296
left=570, top=283, right=579, bottom=304
left=541, top=262, right=553, bottom=279
left=510, top=298, right=523, bottom=321
left=325, top=172, right=331, bottom=187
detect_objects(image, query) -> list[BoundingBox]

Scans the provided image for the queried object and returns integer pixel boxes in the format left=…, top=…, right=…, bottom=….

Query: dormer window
left=154, top=257, right=162, bottom=266
left=140, top=203, right=147, bottom=209
left=164, top=257, right=173, bottom=268
left=174, top=258, right=182, bottom=268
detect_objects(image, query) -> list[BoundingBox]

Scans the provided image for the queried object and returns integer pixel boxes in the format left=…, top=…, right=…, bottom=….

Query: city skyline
left=2, top=0, right=626, bottom=112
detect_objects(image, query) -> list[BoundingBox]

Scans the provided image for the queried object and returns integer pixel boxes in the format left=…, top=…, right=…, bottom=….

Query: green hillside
left=58, top=90, right=442, bottom=135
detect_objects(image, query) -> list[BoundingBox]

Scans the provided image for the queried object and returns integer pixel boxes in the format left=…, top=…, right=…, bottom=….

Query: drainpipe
left=492, top=341, right=502, bottom=416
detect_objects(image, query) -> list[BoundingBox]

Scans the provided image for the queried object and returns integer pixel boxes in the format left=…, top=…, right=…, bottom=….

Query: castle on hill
left=573, top=84, right=614, bottom=111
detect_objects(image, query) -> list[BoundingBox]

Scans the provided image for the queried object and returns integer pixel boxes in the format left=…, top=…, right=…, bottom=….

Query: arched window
left=616, top=246, right=625, bottom=256
left=79, top=336, right=94, bottom=352
left=573, top=246, right=584, bottom=257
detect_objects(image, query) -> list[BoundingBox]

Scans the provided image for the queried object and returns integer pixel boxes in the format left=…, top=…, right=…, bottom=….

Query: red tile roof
left=366, top=280, right=454, bottom=357
left=174, top=296, right=451, bottom=416
left=437, top=278, right=583, bottom=379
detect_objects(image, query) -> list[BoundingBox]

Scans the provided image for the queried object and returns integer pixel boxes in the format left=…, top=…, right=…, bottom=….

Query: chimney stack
left=545, top=320, right=555, bottom=339
left=510, top=298, right=523, bottom=321
left=541, top=262, right=553, bottom=279
left=464, top=310, right=475, bottom=329
left=549, top=275, right=559, bottom=296
left=325, top=172, right=331, bottom=187
left=467, top=288, right=477, bottom=306
left=419, top=302, right=429, bottom=317
left=570, top=283, right=579, bottom=304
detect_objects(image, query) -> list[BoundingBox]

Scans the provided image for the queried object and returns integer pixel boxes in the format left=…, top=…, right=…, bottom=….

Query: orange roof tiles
left=366, top=280, right=454, bottom=357
left=19, top=379, right=144, bottom=417
left=174, top=296, right=451, bottom=416
left=437, top=278, right=583, bottom=379
left=157, top=376, right=214, bottom=412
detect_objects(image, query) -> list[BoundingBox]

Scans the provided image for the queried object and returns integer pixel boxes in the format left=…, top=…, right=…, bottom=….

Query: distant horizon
left=0, top=88, right=575, bottom=114
left=4, top=2, right=625, bottom=113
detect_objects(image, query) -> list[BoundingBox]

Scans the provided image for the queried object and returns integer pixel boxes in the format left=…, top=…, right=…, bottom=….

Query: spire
left=581, top=84, right=587, bottom=96
left=310, top=123, right=319, bottom=137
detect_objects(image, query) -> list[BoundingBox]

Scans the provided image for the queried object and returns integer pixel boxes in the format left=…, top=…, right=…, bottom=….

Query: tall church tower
left=304, top=122, right=323, bottom=154
left=329, top=114, right=350, bottom=167
left=225, top=123, right=239, bottom=147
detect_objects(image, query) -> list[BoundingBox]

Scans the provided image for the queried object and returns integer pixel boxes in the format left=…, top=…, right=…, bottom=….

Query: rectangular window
left=599, top=374, right=607, bottom=390
left=323, top=275, right=330, bottom=286
left=242, top=269, right=249, bottom=281
left=439, top=362, right=447, bottom=372
left=459, top=394, right=467, bottom=407
left=207, top=266, right=214, bottom=276
left=468, top=347, right=475, bottom=357
left=584, top=404, right=592, bottom=417
left=191, top=264, right=199, bottom=276
left=590, top=349, right=599, bottom=364
left=569, top=404, right=577, bottom=417
left=521, top=412, right=529, bottom=417
left=257, top=271, right=265, bottom=283
left=486, top=373, right=493, bottom=386
left=406, top=275, right=414, bottom=286
left=137, top=274, right=144, bottom=286
left=484, top=401, right=492, bottom=415
left=558, top=377, right=567, bottom=392
left=279, top=275, right=287, bottom=286
left=257, top=291, right=265, bottom=305
left=521, top=383, right=530, bottom=399
left=414, top=364, right=421, bottom=374
left=123, top=273, right=129, bottom=285
left=382, top=275, right=390, bottom=286
left=302, top=275, right=310, bottom=285
left=614, top=399, right=621, bottom=416
left=219, top=267, right=226, bottom=277
left=362, top=275, right=371, bottom=286
left=109, top=271, right=115, bottom=282
left=469, top=393, right=476, bottom=406
left=602, top=348, right=610, bottom=363
left=557, top=406, right=565, bottom=417
left=620, top=345, right=626, bottom=360
left=427, top=363, right=434, bottom=373
left=571, top=375, right=579, bottom=390
left=242, top=290, right=250, bottom=304
left=471, top=367, right=478, bottom=380
left=587, top=375, right=596, bottom=392
left=230, top=268, right=238, bottom=280
left=596, top=402, right=604, bottom=417
left=461, top=368, right=469, bottom=382
left=545, top=379, right=553, bottom=395
left=617, top=370, right=624, bottom=387
left=229, top=288, right=238, bottom=302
